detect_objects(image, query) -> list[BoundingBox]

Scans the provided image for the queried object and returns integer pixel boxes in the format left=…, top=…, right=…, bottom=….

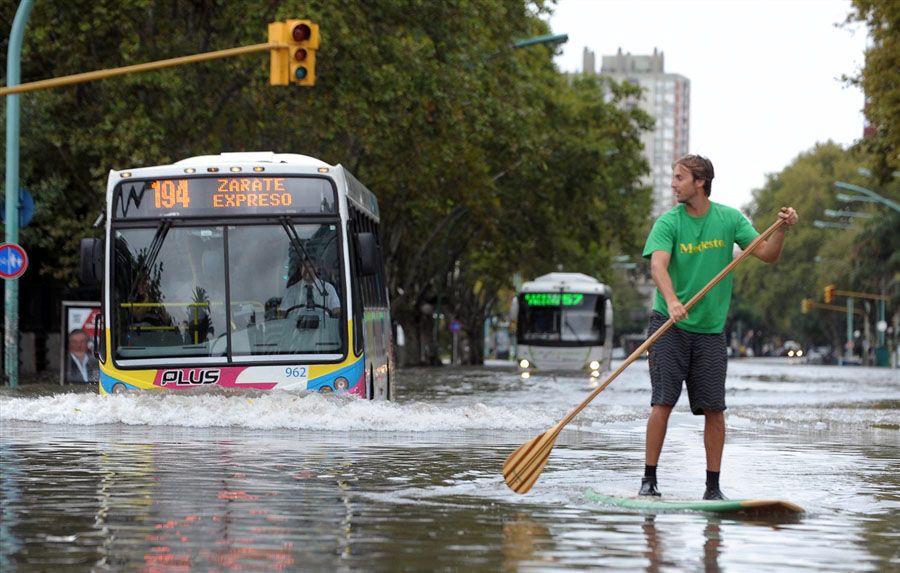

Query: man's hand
left=667, top=300, right=688, bottom=322
left=778, top=206, right=799, bottom=228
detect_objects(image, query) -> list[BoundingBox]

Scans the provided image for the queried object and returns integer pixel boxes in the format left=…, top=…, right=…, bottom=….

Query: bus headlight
left=788, top=350, right=795, bottom=357
left=112, top=383, right=128, bottom=394
left=797, top=350, right=803, bottom=357
left=589, top=360, right=601, bottom=371
left=519, top=359, right=530, bottom=369
left=319, top=386, right=333, bottom=393
left=334, top=377, right=349, bottom=390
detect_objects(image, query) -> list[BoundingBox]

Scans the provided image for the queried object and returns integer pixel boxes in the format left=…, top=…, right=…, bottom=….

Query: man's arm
left=650, top=250, right=688, bottom=322
left=326, top=283, right=341, bottom=317
left=750, top=207, right=799, bottom=264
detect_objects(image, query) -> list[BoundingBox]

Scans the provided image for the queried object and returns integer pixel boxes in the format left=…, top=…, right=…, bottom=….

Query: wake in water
left=0, top=390, right=559, bottom=432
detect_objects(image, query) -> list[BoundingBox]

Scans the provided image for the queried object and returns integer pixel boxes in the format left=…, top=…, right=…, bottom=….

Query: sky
left=546, top=0, right=868, bottom=211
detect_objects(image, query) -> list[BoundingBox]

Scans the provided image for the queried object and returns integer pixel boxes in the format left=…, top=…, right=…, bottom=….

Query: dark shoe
left=703, top=488, right=726, bottom=500
left=639, top=477, right=661, bottom=497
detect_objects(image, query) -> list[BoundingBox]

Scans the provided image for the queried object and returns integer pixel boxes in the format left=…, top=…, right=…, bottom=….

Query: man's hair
left=674, top=154, right=714, bottom=196
left=69, top=328, right=88, bottom=341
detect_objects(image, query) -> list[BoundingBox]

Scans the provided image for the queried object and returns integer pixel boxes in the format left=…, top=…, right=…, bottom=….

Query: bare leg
left=703, top=410, right=725, bottom=471
left=645, top=405, right=673, bottom=465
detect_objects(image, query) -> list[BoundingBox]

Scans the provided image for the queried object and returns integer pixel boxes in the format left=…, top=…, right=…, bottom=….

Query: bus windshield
left=113, top=221, right=345, bottom=362
left=518, top=293, right=604, bottom=346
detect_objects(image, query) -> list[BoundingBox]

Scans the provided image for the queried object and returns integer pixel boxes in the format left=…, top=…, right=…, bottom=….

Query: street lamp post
left=813, top=220, right=851, bottom=230
left=831, top=170, right=897, bottom=365
left=511, top=33, right=569, bottom=49
left=833, top=181, right=900, bottom=213
left=823, top=208, right=872, bottom=219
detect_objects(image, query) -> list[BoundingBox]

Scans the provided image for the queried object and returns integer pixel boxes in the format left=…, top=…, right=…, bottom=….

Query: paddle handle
left=550, top=217, right=787, bottom=434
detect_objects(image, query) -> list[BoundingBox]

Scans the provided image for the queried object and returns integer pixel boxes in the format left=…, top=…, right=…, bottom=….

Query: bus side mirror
left=355, top=232, right=378, bottom=276
left=80, top=238, right=103, bottom=286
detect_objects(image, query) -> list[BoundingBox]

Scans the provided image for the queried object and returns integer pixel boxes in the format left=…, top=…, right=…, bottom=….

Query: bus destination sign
left=114, top=176, right=336, bottom=220
left=523, top=293, right=584, bottom=307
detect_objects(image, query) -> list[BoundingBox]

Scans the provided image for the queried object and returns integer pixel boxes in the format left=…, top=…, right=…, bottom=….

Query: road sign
left=0, top=188, right=34, bottom=227
left=449, top=319, right=462, bottom=333
left=0, top=243, right=28, bottom=279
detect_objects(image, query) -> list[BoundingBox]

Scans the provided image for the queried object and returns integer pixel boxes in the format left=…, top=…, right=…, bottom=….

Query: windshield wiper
left=127, top=219, right=171, bottom=301
left=145, top=219, right=172, bottom=272
left=278, top=217, right=326, bottom=296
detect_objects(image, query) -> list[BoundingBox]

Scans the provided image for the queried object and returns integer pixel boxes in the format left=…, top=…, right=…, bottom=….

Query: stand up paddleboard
left=586, top=489, right=804, bottom=516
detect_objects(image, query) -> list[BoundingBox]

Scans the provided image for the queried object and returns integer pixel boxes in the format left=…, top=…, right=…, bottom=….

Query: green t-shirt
left=642, top=202, right=759, bottom=333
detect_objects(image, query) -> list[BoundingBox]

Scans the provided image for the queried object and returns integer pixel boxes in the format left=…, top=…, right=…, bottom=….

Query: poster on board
left=60, top=301, right=101, bottom=385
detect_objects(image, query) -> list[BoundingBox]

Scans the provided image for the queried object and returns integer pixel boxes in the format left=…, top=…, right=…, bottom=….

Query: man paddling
left=640, top=154, right=798, bottom=500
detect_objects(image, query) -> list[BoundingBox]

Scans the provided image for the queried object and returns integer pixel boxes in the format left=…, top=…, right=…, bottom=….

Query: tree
left=847, top=0, right=900, bottom=175
left=735, top=142, right=897, bottom=354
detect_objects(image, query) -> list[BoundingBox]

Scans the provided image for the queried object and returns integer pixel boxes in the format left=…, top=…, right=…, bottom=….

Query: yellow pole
left=1, top=42, right=285, bottom=96
left=809, top=301, right=865, bottom=315
left=832, top=289, right=890, bottom=301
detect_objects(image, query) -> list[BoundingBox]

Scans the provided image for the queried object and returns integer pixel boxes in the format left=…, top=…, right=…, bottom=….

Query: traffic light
left=824, top=284, right=835, bottom=304
left=268, top=21, right=290, bottom=86
left=287, top=19, right=319, bottom=86
left=801, top=299, right=812, bottom=314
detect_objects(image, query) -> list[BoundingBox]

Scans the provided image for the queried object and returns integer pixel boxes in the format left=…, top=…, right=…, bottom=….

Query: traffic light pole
left=4, top=0, right=34, bottom=387
left=0, top=42, right=282, bottom=96
left=802, top=300, right=863, bottom=315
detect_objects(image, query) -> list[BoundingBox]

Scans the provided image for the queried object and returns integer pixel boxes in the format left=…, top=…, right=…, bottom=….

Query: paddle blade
left=503, top=431, right=557, bottom=494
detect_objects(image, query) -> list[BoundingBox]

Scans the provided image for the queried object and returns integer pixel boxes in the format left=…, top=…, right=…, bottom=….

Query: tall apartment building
left=583, top=48, right=690, bottom=218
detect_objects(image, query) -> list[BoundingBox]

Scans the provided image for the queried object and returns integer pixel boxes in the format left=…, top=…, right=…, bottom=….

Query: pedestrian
left=639, top=154, right=798, bottom=499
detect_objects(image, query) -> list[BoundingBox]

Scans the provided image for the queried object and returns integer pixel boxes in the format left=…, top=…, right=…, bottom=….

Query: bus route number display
left=524, top=293, right=584, bottom=307
left=115, top=176, right=336, bottom=219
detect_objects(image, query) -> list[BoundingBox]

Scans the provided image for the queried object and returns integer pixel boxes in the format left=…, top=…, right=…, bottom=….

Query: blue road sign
left=0, top=243, right=28, bottom=279
left=449, top=319, right=462, bottom=333
left=0, top=188, right=34, bottom=227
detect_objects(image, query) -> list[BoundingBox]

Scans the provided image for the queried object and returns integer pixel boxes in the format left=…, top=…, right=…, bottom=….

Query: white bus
left=513, top=272, right=613, bottom=378
left=80, top=152, right=393, bottom=399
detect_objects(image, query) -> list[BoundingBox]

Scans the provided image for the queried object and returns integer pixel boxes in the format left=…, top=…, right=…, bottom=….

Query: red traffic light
left=292, top=23, right=311, bottom=42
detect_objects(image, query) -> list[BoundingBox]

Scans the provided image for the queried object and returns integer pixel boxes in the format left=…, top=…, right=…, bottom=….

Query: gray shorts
left=646, top=312, right=727, bottom=415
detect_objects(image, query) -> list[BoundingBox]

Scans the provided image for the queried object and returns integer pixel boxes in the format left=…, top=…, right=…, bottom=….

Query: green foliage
left=1, top=0, right=652, bottom=364
left=735, top=142, right=898, bottom=349
left=847, top=0, right=900, bottom=174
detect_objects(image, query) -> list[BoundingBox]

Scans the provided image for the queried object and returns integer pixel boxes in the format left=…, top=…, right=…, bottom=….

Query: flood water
left=1, top=358, right=897, bottom=572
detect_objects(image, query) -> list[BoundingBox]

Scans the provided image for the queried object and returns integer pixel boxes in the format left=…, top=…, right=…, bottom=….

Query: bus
left=513, top=272, right=613, bottom=378
left=80, top=151, right=393, bottom=399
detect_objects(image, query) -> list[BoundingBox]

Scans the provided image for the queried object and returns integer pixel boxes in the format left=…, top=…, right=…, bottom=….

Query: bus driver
left=280, top=258, right=341, bottom=319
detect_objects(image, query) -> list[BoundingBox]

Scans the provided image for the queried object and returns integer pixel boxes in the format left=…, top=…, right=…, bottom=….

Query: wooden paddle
left=503, top=217, right=787, bottom=494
